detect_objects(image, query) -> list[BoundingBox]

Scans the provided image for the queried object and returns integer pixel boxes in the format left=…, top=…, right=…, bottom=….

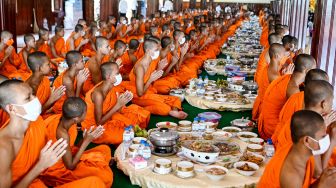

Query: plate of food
left=231, top=118, right=255, bottom=131
left=222, top=126, right=242, bottom=136
left=156, top=122, right=178, bottom=130
left=205, top=166, right=229, bottom=181
left=181, top=141, right=220, bottom=164
left=239, top=152, right=265, bottom=165
left=237, top=131, right=258, bottom=142
left=212, top=131, right=233, bottom=141
left=213, top=141, right=240, bottom=155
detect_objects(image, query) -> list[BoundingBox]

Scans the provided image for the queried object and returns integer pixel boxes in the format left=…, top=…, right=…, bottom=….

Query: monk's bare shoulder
left=280, top=161, right=304, bottom=188
left=87, top=58, right=99, bottom=72
left=0, top=134, right=15, bottom=166
left=91, top=86, right=104, bottom=104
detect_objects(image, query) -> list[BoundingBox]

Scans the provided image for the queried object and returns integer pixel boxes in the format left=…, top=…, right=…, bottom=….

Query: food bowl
left=214, top=141, right=240, bottom=155
left=178, top=120, right=192, bottom=127
left=222, top=126, right=242, bottom=136
left=156, top=122, right=178, bottom=130
left=169, top=89, right=185, bottom=102
left=247, top=144, right=264, bottom=153
left=237, top=131, right=258, bottom=142
left=176, top=161, right=195, bottom=178
left=204, top=96, right=215, bottom=101
left=234, top=161, right=259, bottom=176
left=205, top=166, right=228, bottom=181
left=249, top=137, right=264, bottom=145
left=239, top=152, right=265, bottom=165
left=153, top=158, right=172, bottom=175
left=132, top=137, right=147, bottom=144
left=212, top=131, right=233, bottom=141
left=198, top=112, right=222, bottom=124
left=181, top=141, right=220, bottom=164
left=231, top=119, right=255, bottom=131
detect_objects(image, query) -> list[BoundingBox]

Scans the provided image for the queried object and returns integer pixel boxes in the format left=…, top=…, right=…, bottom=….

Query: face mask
left=122, top=20, right=127, bottom=25
left=81, top=31, right=86, bottom=37
left=179, top=37, right=186, bottom=45
left=13, top=98, right=41, bottom=121
left=95, top=31, right=100, bottom=37
left=6, top=39, right=14, bottom=46
left=151, top=50, right=160, bottom=60
left=170, top=44, right=175, bottom=52
left=307, top=135, right=330, bottom=155
left=114, top=73, right=122, bottom=86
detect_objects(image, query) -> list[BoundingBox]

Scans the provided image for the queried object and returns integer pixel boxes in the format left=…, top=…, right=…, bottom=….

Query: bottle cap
left=267, top=138, right=273, bottom=145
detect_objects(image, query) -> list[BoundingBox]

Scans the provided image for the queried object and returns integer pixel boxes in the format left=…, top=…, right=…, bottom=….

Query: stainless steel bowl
left=149, top=128, right=179, bottom=147
left=243, top=81, right=258, bottom=90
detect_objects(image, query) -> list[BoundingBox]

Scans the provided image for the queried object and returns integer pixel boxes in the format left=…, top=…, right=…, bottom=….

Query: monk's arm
left=135, top=67, right=152, bottom=97
left=163, top=57, right=178, bottom=77
left=63, top=77, right=76, bottom=97
left=89, top=64, right=101, bottom=85
left=58, top=132, right=87, bottom=170
left=0, top=48, right=12, bottom=69
left=314, top=155, right=323, bottom=178
left=93, top=92, right=121, bottom=125
left=69, top=39, right=75, bottom=51
left=22, top=51, right=30, bottom=70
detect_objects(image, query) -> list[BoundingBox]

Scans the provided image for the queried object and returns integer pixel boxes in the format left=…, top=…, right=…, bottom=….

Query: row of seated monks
left=256, top=10, right=336, bottom=187
left=0, top=9, right=246, bottom=187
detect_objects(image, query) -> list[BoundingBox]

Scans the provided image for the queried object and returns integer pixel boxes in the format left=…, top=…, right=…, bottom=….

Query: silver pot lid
left=149, top=128, right=179, bottom=141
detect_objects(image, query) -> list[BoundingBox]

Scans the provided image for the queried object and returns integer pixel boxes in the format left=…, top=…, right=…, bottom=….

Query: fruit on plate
left=134, top=125, right=148, bottom=138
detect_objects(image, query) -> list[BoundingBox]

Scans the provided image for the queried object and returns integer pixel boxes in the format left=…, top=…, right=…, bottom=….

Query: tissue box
left=129, top=156, right=147, bottom=170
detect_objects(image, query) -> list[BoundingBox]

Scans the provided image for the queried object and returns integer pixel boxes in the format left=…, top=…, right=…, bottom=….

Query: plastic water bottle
left=265, top=139, right=275, bottom=158
left=137, top=140, right=145, bottom=157
left=121, top=127, right=132, bottom=160
left=204, top=76, right=209, bottom=84
left=192, top=117, right=199, bottom=132
left=199, top=118, right=206, bottom=132
left=142, top=142, right=151, bottom=160
left=198, top=76, right=203, bottom=85
left=128, top=125, right=135, bottom=140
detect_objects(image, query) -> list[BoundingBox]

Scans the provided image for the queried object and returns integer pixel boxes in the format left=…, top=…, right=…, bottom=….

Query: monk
left=83, top=62, right=150, bottom=144
left=80, top=25, right=98, bottom=57
left=50, top=26, right=66, bottom=58
left=0, top=80, right=106, bottom=187
left=17, top=34, right=36, bottom=73
left=99, top=21, right=110, bottom=38
left=64, top=24, right=89, bottom=53
left=82, top=37, right=111, bottom=94
left=116, top=16, right=133, bottom=41
left=41, top=97, right=113, bottom=187
left=258, top=54, right=316, bottom=139
left=276, top=80, right=335, bottom=150
left=258, top=110, right=336, bottom=188
left=0, top=31, right=20, bottom=77
left=252, top=43, right=291, bottom=121
left=52, top=51, right=89, bottom=114
left=36, top=28, right=53, bottom=59
left=272, top=69, right=330, bottom=147
left=128, top=39, right=188, bottom=119
left=119, top=39, right=139, bottom=79
left=107, top=15, right=117, bottom=40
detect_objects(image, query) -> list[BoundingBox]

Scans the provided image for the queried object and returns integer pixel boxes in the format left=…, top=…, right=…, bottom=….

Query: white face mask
left=122, top=20, right=127, bottom=25
left=95, top=31, right=100, bottom=37
left=170, top=44, right=175, bottom=52
left=114, top=73, right=122, bottom=86
left=13, top=98, right=41, bottom=121
left=151, top=50, right=160, bottom=60
left=179, top=37, right=186, bottom=45
left=307, top=135, right=330, bottom=156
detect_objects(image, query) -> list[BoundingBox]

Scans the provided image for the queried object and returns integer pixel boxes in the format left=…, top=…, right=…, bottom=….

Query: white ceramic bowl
left=237, top=131, right=258, bottom=142
left=205, top=165, right=228, bottom=181
left=154, top=158, right=172, bottom=175
left=247, top=144, right=264, bottom=154
left=249, top=137, right=264, bottom=145
left=181, top=141, right=220, bottom=164
left=205, top=96, right=215, bottom=101
left=206, top=70, right=217, bottom=76
left=127, top=144, right=140, bottom=158
left=179, top=120, right=192, bottom=127
left=132, top=137, right=147, bottom=144
left=176, top=161, right=194, bottom=178
left=222, top=126, right=242, bottom=137
left=212, top=131, right=233, bottom=141
left=156, top=122, right=178, bottom=130
left=234, top=161, right=259, bottom=176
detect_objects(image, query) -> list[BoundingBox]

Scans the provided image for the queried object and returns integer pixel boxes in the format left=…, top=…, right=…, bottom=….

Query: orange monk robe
left=38, top=42, right=53, bottom=59
left=54, top=37, right=66, bottom=58
left=139, top=23, right=146, bottom=35
left=0, top=47, right=20, bottom=77
left=135, top=43, right=145, bottom=59
left=254, top=47, right=269, bottom=84
left=80, top=36, right=96, bottom=57
left=258, top=144, right=315, bottom=188
left=185, top=26, right=196, bottom=35
left=17, top=47, right=35, bottom=73
left=3, top=117, right=106, bottom=188
left=258, top=74, right=292, bottom=140
left=119, top=51, right=134, bottom=75
left=82, top=84, right=150, bottom=144
left=252, top=66, right=270, bottom=121
left=259, top=26, right=269, bottom=48
left=272, top=91, right=304, bottom=148
left=116, top=25, right=128, bottom=43
left=41, top=114, right=113, bottom=187
left=126, top=59, right=182, bottom=116
left=64, top=36, right=83, bottom=54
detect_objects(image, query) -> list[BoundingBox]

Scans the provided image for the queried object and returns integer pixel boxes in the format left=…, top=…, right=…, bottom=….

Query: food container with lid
left=153, top=158, right=172, bottom=175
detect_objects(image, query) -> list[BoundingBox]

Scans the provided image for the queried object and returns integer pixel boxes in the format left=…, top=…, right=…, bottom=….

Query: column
left=311, top=0, right=336, bottom=86
left=280, top=0, right=291, bottom=26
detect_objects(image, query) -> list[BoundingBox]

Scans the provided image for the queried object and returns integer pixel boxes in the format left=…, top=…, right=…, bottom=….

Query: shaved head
left=294, top=54, right=316, bottom=73
left=0, top=80, right=26, bottom=109
left=55, top=26, right=64, bottom=34
left=95, top=36, right=108, bottom=49
left=305, top=69, right=329, bottom=85
left=75, top=24, right=84, bottom=33
left=161, top=36, right=172, bottom=49
left=114, top=40, right=126, bottom=50
left=1, top=31, right=13, bottom=41
left=129, top=39, right=139, bottom=50
left=304, top=80, right=334, bottom=108
left=144, top=39, right=159, bottom=53
left=27, top=51, right=48, bottom=72
left=291, top=110, right=325, bottom=143
left=62, top=97, right=87, bottom=120
left=173, top=30, right=184, bottom=40
left=101, top=62, right=119, bottom=80
left=269, top=43, right=286, bottom=59
left=38, top=28, right=48, bottom=37
left=268, top=33, right=282, bottom=45
left=24, top=34, right=35, bottom=44
left=65, top=51, right=82, bottom=67
left=0, top=75, right=8, bottom=84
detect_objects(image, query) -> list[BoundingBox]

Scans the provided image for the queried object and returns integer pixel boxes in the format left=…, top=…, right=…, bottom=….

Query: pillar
left=280, top=0, right=291, bottom=26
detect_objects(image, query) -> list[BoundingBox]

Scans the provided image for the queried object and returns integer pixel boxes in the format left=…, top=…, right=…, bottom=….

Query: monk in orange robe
left=99, top=21, right=109, bottom=38
left=116, top=16, right=133, bottom=42
left=185, top=19, right=196, bottom=34
left=64, top=24, right=89, bottom=53
left=107, top=16, right=117, bottom=40
left=138, top=15, right=147, bottom=36
left=0, top=80, right=105, bottom=188
left=0, top=31, right=21, bottom=77
left=83, top=62, right=150, bottom=144
left=0, top=75, right=8, bottom=127
left=272, top=69, right=330, bottom=147
left=258, top=54, right=316, bottom=140
left=82, top=37, right=112, bottom=94
left=258, top=110, right=333, bottom=188
left=127, top=39, right=188, bottom=119
left=17, top=34, right=36, bottom=73
left=36, top=29, right=53, bottom=58
left=52, top=51, right=89, bottom=114
left=50, top=26, right=66, bottom=59
left=41, top=97, right=112, bottom=187
left=80, top=25, right=98, bottom=57
left=119, top=39, right=139, bottom=80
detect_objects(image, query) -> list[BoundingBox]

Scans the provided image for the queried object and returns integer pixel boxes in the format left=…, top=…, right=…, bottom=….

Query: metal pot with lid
left=149, top=128, right=179, bottom=147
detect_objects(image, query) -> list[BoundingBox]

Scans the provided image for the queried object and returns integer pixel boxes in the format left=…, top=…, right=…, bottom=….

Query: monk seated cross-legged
left=50, top=26, right=67, bottom=59
left=0, top=80, right=105, bottom=188
left=17, top=34, right=36, bottom=73
left=0, top=31, right=20, bottom=77
left=52, top=51, right=89, bottom=114
left=82, top=62, right=150, bottom=145
left=119, top=39, right=140, bottom=80
left=64, top=24, right=89, bottom=53
left=258, top=54, right=317, bottom=140
left=127, top=39, right=188, bottom=119
left=41, top=97, right=113, bottom=187
left=258, top=110, right=336, bottom=188
left=272, top=69, right=330, bottom=148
